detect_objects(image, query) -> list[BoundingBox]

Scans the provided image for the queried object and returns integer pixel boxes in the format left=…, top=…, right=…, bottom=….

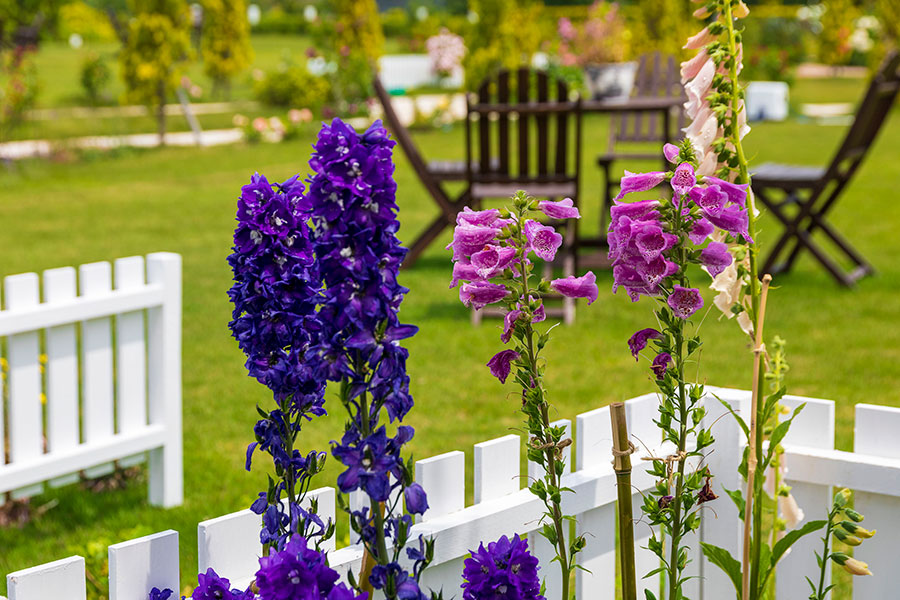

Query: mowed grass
left=0, top=79, right=898, bottom=595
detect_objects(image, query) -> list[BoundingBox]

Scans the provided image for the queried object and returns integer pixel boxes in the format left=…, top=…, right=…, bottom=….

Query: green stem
left=666, top=325, right=689, bottom=600
left=815, top=511, right=835, bottom=600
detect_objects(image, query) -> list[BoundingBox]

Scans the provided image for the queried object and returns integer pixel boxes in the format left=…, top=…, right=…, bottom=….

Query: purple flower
left=651, top=352, right=672, bottom=379
left=702, top=176, right=749, bottom=206
left=658, top=495, right=675, bottom=509
left=450, top=259, right=481, bottom=288
left=332, top=426, right=412, bottom=502
left=692, top=185, right=728, bottom=216
left=633, top=222, right=678, bottom=262
left=524, top=219, right=563, bottom=261
left=461, top=534, right=544, bottom=600
left=700, top=242, right=734, bottom=278
left=688, top=217, right=715, bottom=245
left=471, top=245, right=517, bottom=279
left=148, top=589, right=173, bottom=600
left=698, top=476, right=719, bottom=504
left=487, top=349, right=520, bottom=384
left=705, top=205, right=753, bottom=242
left=538, top=198, right=581, bottom=220
left=550, top=272, right=598, bottom=305
left=404, top=482, right=429, bottom=515
left=501, top=309, right=522, bottom=344
left=255, top=536, right=347, bottom=600
left=628, top=328, right=663, bottom=360
left=667, top=286, right=704, bottom=319
left=663, top=143, right=680, bottom=163
left=670, top=163, right=697, bottom=197
left=457, top=206, right=502, bottom=227
left=616, top=170, right=667, bottom=200
left=191, top=569, right=251, bottom=600
left=448, top=223, right=500, bottom=260
left=460, top=281, right=510, bottom=310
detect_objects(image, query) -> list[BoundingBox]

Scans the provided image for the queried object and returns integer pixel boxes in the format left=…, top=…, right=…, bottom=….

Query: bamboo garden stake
left=611, top=402, right=637, bottom=600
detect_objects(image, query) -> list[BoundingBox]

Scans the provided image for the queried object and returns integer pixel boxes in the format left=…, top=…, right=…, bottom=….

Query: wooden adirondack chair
left=751, top=50, right=900, bottom=286
left=465, top=67, right=583, bottom=324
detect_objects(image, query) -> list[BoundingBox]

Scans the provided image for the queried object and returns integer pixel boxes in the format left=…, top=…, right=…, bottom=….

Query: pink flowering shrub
left=426, top=28, right=465, bottom=78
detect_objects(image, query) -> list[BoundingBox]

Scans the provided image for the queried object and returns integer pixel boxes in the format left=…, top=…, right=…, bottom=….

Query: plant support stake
left=742, top=273, right=773, bottom=600
left=611, top=402, right=637, bottom=600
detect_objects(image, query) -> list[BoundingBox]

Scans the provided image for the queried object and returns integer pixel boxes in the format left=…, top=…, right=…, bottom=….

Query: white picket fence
left=5, top=387, right=900, bottom=600
left=0, top=253, right=183, bottom=509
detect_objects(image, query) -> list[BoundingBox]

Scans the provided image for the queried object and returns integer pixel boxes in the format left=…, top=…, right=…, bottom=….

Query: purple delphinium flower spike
left=670, top=163, right=697, bottom=197
left=701, top=242, right=734, bottom=278
left=539, top=197, right=581, bottom=220
left=487, top=349, right=521, bottom=384
left=404, top=482, right=429, bottom=515
left=667, top=286, right=704, bottom=319
left=651, top=352, right=672, bottom=379
left=616, top=170, right=667, bottom=200
left=461, top=534, right=545, bottom=600
left=628, top=328, right=663, bottom=360
left=460, top=281, right=510, bottom=310
left=148, top=589, right=173, bottom=600
left=550, top=271, right=599, bottom=304
left=524, top=219, right=563, bottom=261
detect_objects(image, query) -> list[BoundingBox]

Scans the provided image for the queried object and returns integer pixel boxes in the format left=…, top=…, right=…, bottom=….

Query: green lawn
left=0, top=78, right=898, bottom=596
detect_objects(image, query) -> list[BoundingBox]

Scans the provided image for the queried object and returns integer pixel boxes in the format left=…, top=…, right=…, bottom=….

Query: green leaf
left=645, top=590, right=658, bottom=600
left=772, top=520, right=828, bottom=567
left=723, top=486, right=746, bottom=520
left=700, top=542, right=742, bottom=596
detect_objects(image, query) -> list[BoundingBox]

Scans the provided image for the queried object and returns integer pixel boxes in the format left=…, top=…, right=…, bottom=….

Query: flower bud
left=840, top=521, right=875, bottom=538
left=692, top=6, right=710, bottom=18
left=833, top=527, right=862, bottom=546
left=844, top=508, right=864, bottom=523
left=833, top=488, right=851, bottom=508
left=832, top=554, right=872, bottom=576
left=735, top=2, right=750, bottom=18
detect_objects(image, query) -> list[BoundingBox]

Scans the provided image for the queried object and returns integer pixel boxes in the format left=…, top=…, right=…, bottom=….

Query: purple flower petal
left=446, top=223, right=499, bottom=260
left=651, top=352, right=672, bottom=379
left=539, top=198, right=581, bottom=220
left=670, top=163, right=697, bottom=197
left=633, top=222, right=678, bottom=263
left=550, top=271, right=598, bottom=305
left=702, top=176, right=749, bottom=206
left=459, top=281, right=509, bottom=310
left=457, top=206, right=502, bottom=227
left=487, top=349, right=520, bottom=384
left=524, top=219, right=563, bottom=262
left=704, top=205, right=753, bottom=243
left=628, top=328, right=663, bottom=360
left=616, top=170, right=667, bottom=201
left=667, top=285, right=704, bottom=319
left=449, top=259, right=482, bottom=288
left=663, top=143, right=680, bottom=163
left=701, top=242, right=734, bottom=278
left=692, top=185, right=728, bottom=216
left=501, top=309, right=522, bottom=344
left=688, top=217, right=715, bottom=245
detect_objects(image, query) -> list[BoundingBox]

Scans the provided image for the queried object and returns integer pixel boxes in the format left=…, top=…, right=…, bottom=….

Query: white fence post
left=416, top=450, right=466, bottom=598
left=574, top=405, right=615, bottom=600
left=114, top=256, right=149, bottom=464
left=147, top=252, right=183, bottom=508
left=775, top=396, right=835, bottom=598
left=700, top=386, right=750, bottom=599
left=4, top=272, right=44, bottom=500
left=851, top=403, right=900, bottom=600
left=6, top=556, right=86, bottom=600
left=109, top=530, right=179, bottom=600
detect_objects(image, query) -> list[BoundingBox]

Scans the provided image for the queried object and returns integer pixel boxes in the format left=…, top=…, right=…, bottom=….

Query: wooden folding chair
left=752, top=51, right=900, bottom=287
left=593, top=52, right=686, bottom=247
left=466, top=67, right=582, bottom=324
left=372, top=75, right=471, bottom=268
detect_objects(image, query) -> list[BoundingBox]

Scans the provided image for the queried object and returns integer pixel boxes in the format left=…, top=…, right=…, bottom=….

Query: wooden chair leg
left=404, top=213, right=451, bottom=268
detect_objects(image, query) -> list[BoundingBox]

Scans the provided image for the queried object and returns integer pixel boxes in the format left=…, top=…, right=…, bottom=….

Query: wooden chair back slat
left=467, top=67, right=581, bottom=188
left=518, top=68, right=530, bottom=177
left=536, top=70, right=550, bottom=175
left=609, top=52, right=684, bottom=151
left=556, top=79, right=569, bottom=175
left=826, top=51, right=900, bottom=182
left=497, top=70, right=510, bottom=175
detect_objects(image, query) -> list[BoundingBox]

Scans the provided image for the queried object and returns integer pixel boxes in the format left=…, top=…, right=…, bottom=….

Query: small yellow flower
left=841, top=557, right=873, bottom=577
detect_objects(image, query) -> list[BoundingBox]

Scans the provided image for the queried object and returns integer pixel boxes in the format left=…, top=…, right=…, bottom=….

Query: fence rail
left=0, top=253, right=182, bottom=508
left=5, top=387, right=899, bottom=600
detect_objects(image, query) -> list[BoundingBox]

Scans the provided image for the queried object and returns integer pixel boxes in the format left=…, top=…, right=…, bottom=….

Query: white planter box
left=746, top=80, right=790, bottom=121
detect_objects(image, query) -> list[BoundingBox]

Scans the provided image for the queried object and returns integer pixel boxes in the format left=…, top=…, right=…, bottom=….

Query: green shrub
left=201, top=0, right=253, bottom=98
left=252, top=6, right=310, bottom=35
left=254, top=61, right=328, bottom=108
left=80, top=51, right=112, bottom=104
left=58, top=1, right=118, bottom=42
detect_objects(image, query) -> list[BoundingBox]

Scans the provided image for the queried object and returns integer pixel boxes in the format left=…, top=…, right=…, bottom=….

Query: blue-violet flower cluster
left=461, top=534, right=544, bottom=600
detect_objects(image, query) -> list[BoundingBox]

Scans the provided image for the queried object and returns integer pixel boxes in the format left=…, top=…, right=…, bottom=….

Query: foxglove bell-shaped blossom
left=667, top=285, right=704, bottom=319
left=651, top=352, right=672, bottom=379
left=539, top=197, right=581, bottom=220
left=616, top=170, right=667, bottom=200
left=629, top=328, right=663, bottom=360
left=524, top=219, right=563, bottom=261
left=551, top=272, right=599, bottom=305
left=460, top=281, right=510, bottom=310
left=487, top=349, right=521, bottom=384
left=700, top=241, right=734, bottom=278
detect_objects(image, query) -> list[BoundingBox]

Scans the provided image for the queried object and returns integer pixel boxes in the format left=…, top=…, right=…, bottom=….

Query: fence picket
left=6, top=556, right=86, bottom=600
left=851, top=403, right=900, bottom=600
left=79, top=261, right=116, bottom=479
left=5, top=272, right=44, bottom=499
left=528, top=419, right=570, bottom=600
left=473, top=434, right=520, bottom=503
left=114, top=257, right=148, bottom=463
left=109, top=530, right=179, bottom=600
left=416, top=450, right=466, bottom=597
left=775, top=396, right=835, bottom=599
left=574, top=406, right=615, bottom=600
left=43, top=267, right=81, bottom=488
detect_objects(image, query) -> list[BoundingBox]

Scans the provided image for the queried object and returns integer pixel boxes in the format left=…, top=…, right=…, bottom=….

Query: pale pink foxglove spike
left=692, top=5, right=711, bottom=19
left=737, top=101, right=751, bottom=140
left=696, top=150, right=717, bottom=178
left=687, top=113, right=718, bottom=155
left=780, top=493, right=805, bottom=530
left=684, top=93, right=703, bottom=120
left=684, top=27, right=715, bottom=49
left=685, top=57, right=716, bottom=106
left=737, top=311, right=754, bottom=335
left=680, top=51, right=708, bottom=82
left=735, top=1, right=750, bottom=18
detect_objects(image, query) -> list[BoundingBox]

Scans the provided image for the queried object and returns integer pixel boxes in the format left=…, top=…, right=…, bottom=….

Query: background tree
left=200, top=0, right=252, bottom=99
left=118, top=0, right=191, bottom=144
